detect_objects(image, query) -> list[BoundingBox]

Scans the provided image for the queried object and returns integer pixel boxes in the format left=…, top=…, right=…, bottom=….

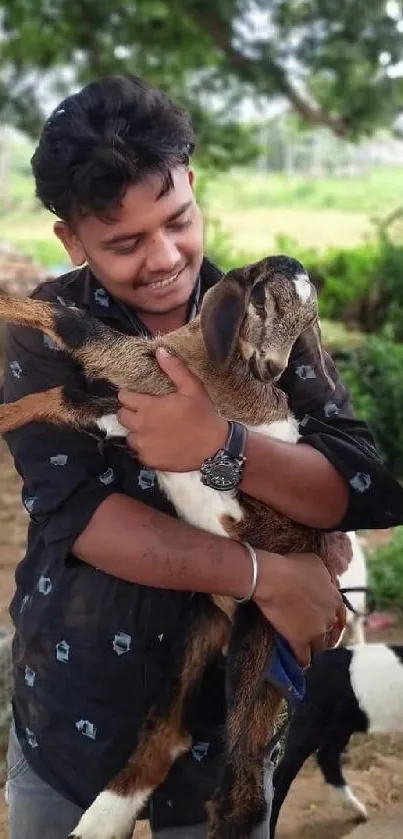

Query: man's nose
left=145, top=233, right=181, bottom=275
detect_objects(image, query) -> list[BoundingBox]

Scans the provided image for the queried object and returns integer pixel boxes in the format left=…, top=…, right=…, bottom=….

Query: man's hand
left=254, top=550, right=346, bottom=669
left=323, top=531, right=353, bottom=580
left=117, top=347, right=228, bottom=471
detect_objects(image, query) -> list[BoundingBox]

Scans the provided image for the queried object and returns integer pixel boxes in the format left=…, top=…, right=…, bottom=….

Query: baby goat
left=0, top=255, right=344, bottom=839
left=270, top=643, right=403, bottom=835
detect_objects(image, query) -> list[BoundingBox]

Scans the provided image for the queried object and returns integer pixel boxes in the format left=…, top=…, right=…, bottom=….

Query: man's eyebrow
left=101, top=201, right=193, bottom=247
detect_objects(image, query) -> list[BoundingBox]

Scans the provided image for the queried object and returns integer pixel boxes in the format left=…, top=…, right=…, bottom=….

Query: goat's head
left=200, top=254, right=334, bottom=387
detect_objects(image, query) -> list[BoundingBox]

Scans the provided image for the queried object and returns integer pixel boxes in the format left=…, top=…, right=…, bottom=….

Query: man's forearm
left=241, top=432, right=349, bottom=529
left=74, top=493, right=252, bottom=597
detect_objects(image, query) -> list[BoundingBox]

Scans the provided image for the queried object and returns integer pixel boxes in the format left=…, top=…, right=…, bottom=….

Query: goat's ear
left=200, top=272, right=249, bottom=371
left=299, top=321, right=336, bottom=391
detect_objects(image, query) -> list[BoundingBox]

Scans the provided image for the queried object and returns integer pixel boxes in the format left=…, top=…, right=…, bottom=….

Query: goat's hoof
left=338, top=784, right=368, bottom=822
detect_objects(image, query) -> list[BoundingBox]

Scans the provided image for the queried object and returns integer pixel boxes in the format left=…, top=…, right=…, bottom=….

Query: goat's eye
left=251, top=280, right=266, bottom=311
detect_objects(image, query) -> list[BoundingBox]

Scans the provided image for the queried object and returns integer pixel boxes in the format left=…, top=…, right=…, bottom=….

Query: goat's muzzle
left=250, top=353, right=284, bottom=383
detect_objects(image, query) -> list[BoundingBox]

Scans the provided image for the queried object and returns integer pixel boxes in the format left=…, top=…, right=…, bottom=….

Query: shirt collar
left=65, top=257, right=223, bottom=333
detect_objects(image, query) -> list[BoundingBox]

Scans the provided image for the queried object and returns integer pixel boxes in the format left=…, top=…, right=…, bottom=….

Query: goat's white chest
left=157, top=416, right=300, bottom=538
left=157, top=471, right=242, bottom=538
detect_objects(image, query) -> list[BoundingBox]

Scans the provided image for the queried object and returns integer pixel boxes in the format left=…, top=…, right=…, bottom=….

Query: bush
left=306, top=236, right=403, bottom=340
left=368, top=527, right=403, bottom=614
left=336, top=334, right=403, bottom=479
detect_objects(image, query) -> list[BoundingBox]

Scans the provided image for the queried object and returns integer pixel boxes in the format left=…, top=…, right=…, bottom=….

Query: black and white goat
left=270, top=643, right=403, bottom=835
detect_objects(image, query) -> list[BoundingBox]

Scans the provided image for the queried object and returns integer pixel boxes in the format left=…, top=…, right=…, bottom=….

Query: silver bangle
left=234, top=542, right=259, bottom=604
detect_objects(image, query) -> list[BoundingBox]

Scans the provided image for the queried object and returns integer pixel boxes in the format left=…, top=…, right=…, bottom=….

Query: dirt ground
left=0, top=437, right=403, bottom=839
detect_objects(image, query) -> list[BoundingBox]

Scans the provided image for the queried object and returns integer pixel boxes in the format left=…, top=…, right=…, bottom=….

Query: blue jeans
left=6, top=721, right=275, bottom=839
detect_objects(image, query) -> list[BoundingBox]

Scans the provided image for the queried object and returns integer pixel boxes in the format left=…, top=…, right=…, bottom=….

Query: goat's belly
left=157, top=471, right=243, bottom=538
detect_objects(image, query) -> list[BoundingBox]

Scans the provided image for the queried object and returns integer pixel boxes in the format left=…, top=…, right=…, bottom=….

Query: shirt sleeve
left=1, top=285, right=118, bottom=557
left=280, top=333, right=403, bottom=532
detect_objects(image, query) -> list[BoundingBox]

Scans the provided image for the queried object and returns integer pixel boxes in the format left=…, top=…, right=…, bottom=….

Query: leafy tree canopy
left=1, top=0, right=402, bottom=165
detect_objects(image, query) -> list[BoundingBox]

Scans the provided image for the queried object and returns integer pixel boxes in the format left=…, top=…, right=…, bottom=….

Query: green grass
left=206, top=167, right=403, bottom=215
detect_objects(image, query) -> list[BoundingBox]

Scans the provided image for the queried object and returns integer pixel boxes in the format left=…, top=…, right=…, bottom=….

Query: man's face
left=55, top=168, right=204, bottom=315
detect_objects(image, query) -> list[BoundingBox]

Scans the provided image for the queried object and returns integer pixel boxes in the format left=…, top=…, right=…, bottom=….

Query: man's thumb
left=156, top=346, right=195, bottom=394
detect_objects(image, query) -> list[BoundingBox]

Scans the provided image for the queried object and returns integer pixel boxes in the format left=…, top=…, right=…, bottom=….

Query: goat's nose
left=264, top=359, right=284, bottom=382
left=249, top=353, right=284, bottom=382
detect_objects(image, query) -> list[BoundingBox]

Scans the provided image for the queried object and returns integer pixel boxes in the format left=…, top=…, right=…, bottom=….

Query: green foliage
left=336, top=335, right=403, bottom=479
left=316, top=239, right=403, bottom=340
left=368, top=528, right=403, bottom=614
left=306, top=242, right=381, bottom=323
left=1, top=0, right=403, bottom=154
left=15, top=239, right=66, bottom=268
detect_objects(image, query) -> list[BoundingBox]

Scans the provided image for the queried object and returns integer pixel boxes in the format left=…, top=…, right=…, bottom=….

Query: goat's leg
left=207, top=603, right=283, bottom=839
left=316, top=731, right=367, bottom=821
left=69, top=599, right=230, bottom=839
left=0, top=387, right=121, bottom=435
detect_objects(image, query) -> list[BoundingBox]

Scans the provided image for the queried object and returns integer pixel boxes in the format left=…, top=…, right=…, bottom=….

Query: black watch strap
left=199, top=420, right=247, bottom=491
left=224, top=421, right=247, bottom=461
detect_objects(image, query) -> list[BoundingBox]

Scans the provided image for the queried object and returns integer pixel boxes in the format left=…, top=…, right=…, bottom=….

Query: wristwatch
left=200, top=421, right=247, bottom=491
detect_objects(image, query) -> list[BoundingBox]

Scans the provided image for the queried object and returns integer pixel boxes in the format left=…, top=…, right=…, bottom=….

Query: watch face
left=200, top=453, right=242, bottom=491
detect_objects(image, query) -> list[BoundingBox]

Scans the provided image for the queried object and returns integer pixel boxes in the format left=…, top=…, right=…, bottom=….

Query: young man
left=3, top=75, right=403, bottom=839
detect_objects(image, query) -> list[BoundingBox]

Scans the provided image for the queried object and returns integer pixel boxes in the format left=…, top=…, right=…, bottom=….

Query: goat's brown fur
left=0, top=256, right=344, bottom=839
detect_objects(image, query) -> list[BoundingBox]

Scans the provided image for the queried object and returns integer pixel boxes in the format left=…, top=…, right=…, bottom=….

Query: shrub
left=336, top=334, right=403, bottom=479
left=307, top=236, right=403, bottom=339
left=368, top=527, right=403, bottom=614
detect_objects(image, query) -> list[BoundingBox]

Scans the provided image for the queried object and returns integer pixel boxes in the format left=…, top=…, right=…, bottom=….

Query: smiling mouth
left=147, top=267, right=185, bottom=291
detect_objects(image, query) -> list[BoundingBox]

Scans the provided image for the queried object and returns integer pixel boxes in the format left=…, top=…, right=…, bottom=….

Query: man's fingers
left=156, top=347, right=199, bottom=395
left=310, top=634, right=327, bottom=656
left=127, top=432, right=139, bottom=457
left=118, top=389, right=154, bottom=411
left=291, top=642, right=311, bottom=670
left=117, top=406, right=139, bottom=432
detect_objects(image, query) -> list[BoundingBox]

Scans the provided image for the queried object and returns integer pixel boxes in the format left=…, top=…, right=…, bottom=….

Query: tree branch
left=187, top=6, right=347, bottom=137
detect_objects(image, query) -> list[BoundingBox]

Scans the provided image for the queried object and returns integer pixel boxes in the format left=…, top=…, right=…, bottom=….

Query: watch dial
left=203, top=456, right=241, bottom=490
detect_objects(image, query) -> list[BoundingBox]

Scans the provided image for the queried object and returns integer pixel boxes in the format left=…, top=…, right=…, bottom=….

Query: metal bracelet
left=234, top=541, right=259, bottom=604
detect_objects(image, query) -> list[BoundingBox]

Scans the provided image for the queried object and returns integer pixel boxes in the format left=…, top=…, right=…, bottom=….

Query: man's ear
left=200, top=270, right=249, bottom=371
left=54, top=221, right=86, bottom=267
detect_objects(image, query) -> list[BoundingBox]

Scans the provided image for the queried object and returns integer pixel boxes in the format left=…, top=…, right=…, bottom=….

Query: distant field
left=1, top=163, right=403, bottom=265
left=206, top=167, right=403, bottom=214
left=209, top=207, right=372, bottom=253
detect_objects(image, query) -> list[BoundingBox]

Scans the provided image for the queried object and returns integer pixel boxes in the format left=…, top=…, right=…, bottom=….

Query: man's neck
left=139, top=302, right=189, bottom=336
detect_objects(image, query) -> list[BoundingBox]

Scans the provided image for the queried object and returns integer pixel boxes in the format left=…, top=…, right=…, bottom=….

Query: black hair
left=31, top=74, right=195, bottom=222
